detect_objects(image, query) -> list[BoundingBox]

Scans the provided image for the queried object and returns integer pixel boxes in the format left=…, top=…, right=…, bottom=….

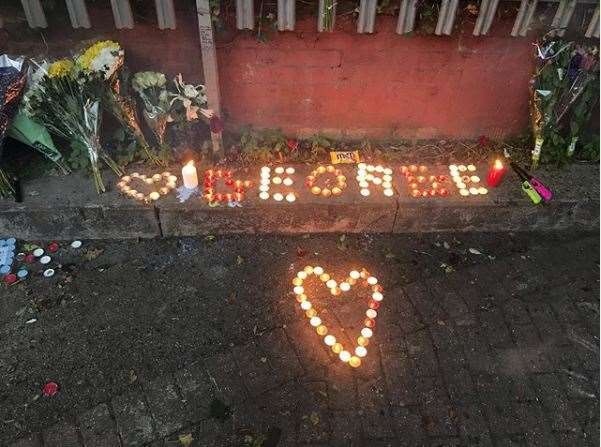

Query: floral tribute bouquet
left=170, top=74, right=208, bottom=122
left=132, top=71, right=173, bottom=147
left=0, top=55, right=27, bottom=197
left=23, top=58, right=123, bottom=193
left=77, top=41, right=163, bottom=166
left=530, top=36, right=599, bottom=166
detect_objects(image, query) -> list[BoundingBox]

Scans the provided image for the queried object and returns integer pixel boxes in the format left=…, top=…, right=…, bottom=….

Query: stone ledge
left=0, top=163, right=597, bottom=239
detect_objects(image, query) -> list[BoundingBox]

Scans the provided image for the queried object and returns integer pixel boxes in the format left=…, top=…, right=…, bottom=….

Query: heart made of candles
left=292, top=266, right=383, bottom=368
left=117, top=171, right=177, bottom=203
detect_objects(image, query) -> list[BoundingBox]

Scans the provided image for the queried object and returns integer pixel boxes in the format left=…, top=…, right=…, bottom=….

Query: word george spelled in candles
left=306, top=165, right=347, bottom=197
left=448, top=164, right=488, bottom=197
left=259, top=166, right=297, bottom=202
left=356, top=163, right=395, bottom=197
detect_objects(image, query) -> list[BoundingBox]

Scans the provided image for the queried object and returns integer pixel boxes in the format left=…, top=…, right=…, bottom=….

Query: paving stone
left=7, top=433, right=43, bottom=447
left=144, top=376, right=190, bottom=437
left=380, top=351, right=415, bottom=406
left=112, top=391, right=156, bottom=446
left=174, top=361, right=217, bottom=421
left=42, top=423, right=81, bottom=447
left=360, top=408, right=394, bottom=439
left=232, top=342, right=280, bottom=397
left=405, top=330, right=438, bottom=377
left=479, top=307, right=514, bottom=349
left=257, top=328, right=303, bottom=382
left=532, top=374, right=579, bottom=432
left=78, top=403, right=121, bottom=447
left=285, top=320, right=331, bottom=379
left=329, top=411, right=362, bottom=443
left=405, top=283, right=446, bottom=324
left=203, top=351, right=248, bottom=406
left=389, top=406, right=426, bottom=443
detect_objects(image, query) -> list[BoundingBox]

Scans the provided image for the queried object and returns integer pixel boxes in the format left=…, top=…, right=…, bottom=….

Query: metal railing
left=8, top=0, right=600, bottom=39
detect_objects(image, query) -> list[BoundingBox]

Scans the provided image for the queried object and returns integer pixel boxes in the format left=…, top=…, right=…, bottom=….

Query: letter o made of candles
left=292, top=266, right=384, bottom=368
left=305, top=164, right=347, bottom=198
left=259, top=166, right=297, bottom=202
left=356, top=163, right=395, bottom=197
left=203, top=169, right=252, bottom=205
left=118, top=171, right=177, bottom=203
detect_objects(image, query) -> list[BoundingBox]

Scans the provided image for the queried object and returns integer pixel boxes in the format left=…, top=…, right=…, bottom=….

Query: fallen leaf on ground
left=236, top=255, right=244, bottom=265
left=468, top=248, right=483, bottom=255
left=178, top=433, right=194, bottom=446
left=129, top=369, right=137, bottom=384
left=83, top=248, right=104, bottom=261
left=309, top=411, right=320, bottom=425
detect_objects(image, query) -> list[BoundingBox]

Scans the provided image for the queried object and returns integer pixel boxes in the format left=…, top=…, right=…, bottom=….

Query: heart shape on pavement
left=292, top=265, right=384, bottom=368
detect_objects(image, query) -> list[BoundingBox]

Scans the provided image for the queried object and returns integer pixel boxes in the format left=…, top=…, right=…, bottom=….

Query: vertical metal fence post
left=435, top=0, right=459, bottom=35
left=318, top=0, right=337, bottom=32
left=585, top=5, right=599, bottom=38
left=511, top=0, right=538, bottom=36
left=20, top=0, right=47, bottom=28
left=110, top=0, right=135, bottom=29
left=551, top=0, right=577, bottom=36
left=65, top=0, right=91, bottom=28
left=236, top=0, right=254, bottom=30
left=396, top=0, right=417, bottom=34
left=196, top=0, right=224, bottom=158
left=357, top=0, right=377, bottom=33
left=155, top=0, right=177, bottom=30
left=277, top=0, right=296, bottom=31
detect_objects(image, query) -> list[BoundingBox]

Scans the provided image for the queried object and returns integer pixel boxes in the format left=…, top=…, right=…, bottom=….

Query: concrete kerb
left=0, top=163, right=598, bottom=239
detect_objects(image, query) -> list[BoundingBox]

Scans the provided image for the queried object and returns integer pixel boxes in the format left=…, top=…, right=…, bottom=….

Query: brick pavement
left=4, top=236, right=599, bottom=447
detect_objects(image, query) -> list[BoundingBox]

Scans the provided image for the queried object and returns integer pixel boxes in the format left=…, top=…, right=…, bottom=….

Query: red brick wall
left=1, top=6, right=535, bottom=140
left=218, top=16, right=534, bottom=139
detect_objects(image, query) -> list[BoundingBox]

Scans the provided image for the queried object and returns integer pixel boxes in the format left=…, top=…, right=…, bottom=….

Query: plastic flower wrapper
left=0, top=54, right=27, bottom=197
left=23, top=58, right=123, bottom=193
left=169, top=74, right=208, bottom=122
left=77, top=41, right=164, bottom=166
left=9, top=60, right=70, bottom=174
left=530, top=36, right=599, bottom=166
left=132, top=71, right=173, bottom=148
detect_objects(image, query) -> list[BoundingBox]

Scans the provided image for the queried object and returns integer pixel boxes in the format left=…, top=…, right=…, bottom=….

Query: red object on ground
left=42, top=382, right=59, bottom=397
left=24, top=254, right=35, bottom=264
left=487, top=159, right=508, bottom=187
left=47, top=242, right=59, bottom=253
left=4, top=273, right=17, bottom=285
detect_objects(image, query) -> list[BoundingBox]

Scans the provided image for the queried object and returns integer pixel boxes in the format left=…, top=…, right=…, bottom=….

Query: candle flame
left=494, top=159, right=504, bottom=169
left=186, top=160, right=194, bottom=167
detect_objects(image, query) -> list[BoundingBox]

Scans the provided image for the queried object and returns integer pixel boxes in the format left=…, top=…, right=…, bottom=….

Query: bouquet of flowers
left=530, top=37, right=599, bottom=166
left=23, top=58, right=123, bottom=193
left=169, top=73, right=208, bottom=122
left=9, top=59, right=70, bottom=175
left=132, top=71, right=173, bottom=147
left=0, top=54, right=27, bottom=197
left=77, top=40, right=163, bottom=166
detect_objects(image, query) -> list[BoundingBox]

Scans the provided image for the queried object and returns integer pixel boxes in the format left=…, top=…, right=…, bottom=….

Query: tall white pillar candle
left=182, top=161, right=198, bottom=189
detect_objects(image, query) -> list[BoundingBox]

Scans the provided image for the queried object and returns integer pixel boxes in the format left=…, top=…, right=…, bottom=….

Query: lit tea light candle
left=181, top=161, right=198, bottom=189
left=339, top=351, right=351, bottom=362
left=285, top=193, right=296, bottom=202
left=274, top=166, right=285, bottom=174
left=355, top=346, right=367, bottom=357
left=273, top=193, right=284, bottom=201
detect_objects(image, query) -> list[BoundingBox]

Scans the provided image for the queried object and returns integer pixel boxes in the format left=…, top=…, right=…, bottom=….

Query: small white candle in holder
left=182, top=161, right=198, bottom=189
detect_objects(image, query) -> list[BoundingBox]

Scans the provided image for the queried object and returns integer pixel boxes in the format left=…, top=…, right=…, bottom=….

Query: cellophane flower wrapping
left=0, top=55, right=27, bottom=197
left=132, top=71, right=173, bottom=148
left=77, top=41, right=164, bottom=166
left=23, top=58, right=122, bottom=193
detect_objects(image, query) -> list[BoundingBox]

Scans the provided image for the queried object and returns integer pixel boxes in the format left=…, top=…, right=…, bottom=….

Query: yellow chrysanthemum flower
left=78, top=40, right=121, bottom=71
left=48, top=59, right=74, bottom=78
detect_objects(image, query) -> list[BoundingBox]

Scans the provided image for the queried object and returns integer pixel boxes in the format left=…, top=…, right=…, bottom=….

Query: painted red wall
left=1, top=6, right=535, bottom=140
left=218, top=16, right=534, bottom=139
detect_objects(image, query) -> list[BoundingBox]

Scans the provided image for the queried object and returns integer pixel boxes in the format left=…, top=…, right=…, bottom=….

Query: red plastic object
left=42, top=381, right=59, bottom=397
